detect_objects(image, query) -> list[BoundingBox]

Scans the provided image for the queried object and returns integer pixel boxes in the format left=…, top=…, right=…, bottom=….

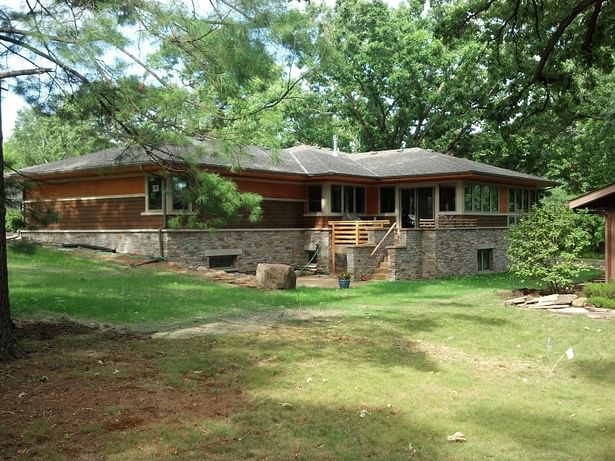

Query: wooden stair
left=371, top=256, right=389, bottom=281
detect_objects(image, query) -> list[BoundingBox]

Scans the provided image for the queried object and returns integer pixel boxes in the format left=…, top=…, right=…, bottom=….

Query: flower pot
left=338, top=279, right=351, bottom=289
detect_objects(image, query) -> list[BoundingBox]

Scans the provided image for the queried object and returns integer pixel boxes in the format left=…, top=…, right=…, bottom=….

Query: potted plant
left=338, top=271, right=352, bottom=288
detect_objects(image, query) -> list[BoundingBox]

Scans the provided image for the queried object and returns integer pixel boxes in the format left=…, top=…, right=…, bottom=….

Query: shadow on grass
left=465, top=403, right=615, bottom=461
left=8, top=240, right=39, bottom=255
left=572, top=358, right=615, bottom=385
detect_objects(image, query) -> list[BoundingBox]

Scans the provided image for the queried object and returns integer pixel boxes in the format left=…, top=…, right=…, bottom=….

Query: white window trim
left=144, top=176, right=194, bottom=215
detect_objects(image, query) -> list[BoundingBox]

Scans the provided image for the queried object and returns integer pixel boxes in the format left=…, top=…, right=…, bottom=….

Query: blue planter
left=338, top=279, right=351, bottom=289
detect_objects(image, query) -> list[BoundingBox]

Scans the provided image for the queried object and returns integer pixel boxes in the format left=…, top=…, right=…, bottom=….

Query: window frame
left=379, top=186, right=396, bottom=214
left=477, top=248, right=494, bottom=272
left=144, top=176, right=194, bottom=215
left=464, top=183, right=500, bottom=213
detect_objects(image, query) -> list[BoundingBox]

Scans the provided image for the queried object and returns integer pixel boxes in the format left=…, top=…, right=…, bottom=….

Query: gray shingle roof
left=18, top=140, right=555, bottom=185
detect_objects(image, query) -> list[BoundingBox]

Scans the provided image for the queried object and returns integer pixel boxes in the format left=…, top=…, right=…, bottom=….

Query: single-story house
left=570, top=183, right=615, bottom=283
left=17, top=141, right=556, bottom=280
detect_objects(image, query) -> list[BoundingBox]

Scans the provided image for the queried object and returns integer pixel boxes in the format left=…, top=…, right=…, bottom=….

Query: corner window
left=464, top=184, right=499, bottom=213
left=439, top=184, right=456, bottom=212
left=147, top=177, right=163, bottom=211
left=380, top=187, right=396, bottom=213
left=308, top=185, right=322, bottom=212
left=477, top=249, right=493, bottom=271
left=509, top=188, right=538, bottom=214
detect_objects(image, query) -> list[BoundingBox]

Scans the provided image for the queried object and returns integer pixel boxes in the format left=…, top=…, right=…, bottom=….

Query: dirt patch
left=0, top=321, right=244, bottom=460
left=152, top=308, right=348, bottom=339
left=395, top=339, right=533, bottom=374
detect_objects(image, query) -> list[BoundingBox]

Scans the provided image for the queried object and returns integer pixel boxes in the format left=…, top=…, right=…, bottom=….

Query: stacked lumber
left=505, top=294, right=589, bottom=313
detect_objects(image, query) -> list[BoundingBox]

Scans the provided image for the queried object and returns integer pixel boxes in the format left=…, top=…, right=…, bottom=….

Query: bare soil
left=0, top=321, right=244, bottom=460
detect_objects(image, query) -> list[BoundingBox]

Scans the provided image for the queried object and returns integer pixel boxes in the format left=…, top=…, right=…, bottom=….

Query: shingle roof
left=18, top=140, right=556, bottom=186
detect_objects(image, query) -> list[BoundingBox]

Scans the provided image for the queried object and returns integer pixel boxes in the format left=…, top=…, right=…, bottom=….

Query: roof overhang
left=569, top=183, right=615, bottom=211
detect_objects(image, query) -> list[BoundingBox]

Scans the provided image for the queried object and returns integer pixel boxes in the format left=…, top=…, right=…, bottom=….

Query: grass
left=4, top=242, right=615, bottom=460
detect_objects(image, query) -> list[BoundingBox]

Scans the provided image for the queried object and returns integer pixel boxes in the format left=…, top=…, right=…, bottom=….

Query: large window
left=439, top=184, right=456, bottom=212
left=331, top=185, right=365, bottom=214
left=380, top=187, right=396, bottom=213
left=307, top=185, right=322, bottom=212
left=464, top=184, right=499, bottom=213
left=146, top=176, right=192, bottom=213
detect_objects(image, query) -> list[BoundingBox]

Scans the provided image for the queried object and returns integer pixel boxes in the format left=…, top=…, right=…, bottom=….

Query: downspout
left=159, top=178, right=167, bottom=259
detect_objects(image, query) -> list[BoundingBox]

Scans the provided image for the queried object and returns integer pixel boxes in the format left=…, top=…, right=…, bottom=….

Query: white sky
left=0, top=0, right=409, bottom=137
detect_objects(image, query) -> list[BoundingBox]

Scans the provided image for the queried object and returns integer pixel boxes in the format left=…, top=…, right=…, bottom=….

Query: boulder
left=256, top=263, right=296, bottom=290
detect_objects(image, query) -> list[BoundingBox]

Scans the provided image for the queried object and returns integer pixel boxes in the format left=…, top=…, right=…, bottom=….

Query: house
left=17, top=141, right=556, bottom=280
left=570, top=183, right=615, bottom=283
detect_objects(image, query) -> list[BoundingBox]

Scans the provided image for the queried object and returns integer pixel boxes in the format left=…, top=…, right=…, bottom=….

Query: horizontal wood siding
left=464, top=214, right=508, bottom=227
left=235, top=178, right=306, bottom=200
left=26, top=176, right=145, bottom=200
left=232, top=200, right=305, bottom=229
left=28, top=197, right=162, bottom=230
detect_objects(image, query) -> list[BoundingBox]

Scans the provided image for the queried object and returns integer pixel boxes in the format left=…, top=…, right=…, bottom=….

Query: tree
left=5, top=103, right=115, bottom=169
left=0, top=0, right=300, bottom=360
left=294, top=0, right=492, bottom=152
left=508, top=191, right=591, bottom=293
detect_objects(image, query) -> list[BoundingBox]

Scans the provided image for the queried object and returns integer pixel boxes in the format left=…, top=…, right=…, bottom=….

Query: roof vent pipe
left=332, top=134, right=339, bottom=156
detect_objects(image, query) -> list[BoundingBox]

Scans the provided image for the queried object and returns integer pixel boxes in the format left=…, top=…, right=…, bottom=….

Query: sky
left=0, top=0, right=410, bottom=138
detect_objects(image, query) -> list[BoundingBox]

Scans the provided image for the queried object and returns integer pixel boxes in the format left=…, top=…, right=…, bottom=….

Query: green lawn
left=3, top=242, right=614, bottom=460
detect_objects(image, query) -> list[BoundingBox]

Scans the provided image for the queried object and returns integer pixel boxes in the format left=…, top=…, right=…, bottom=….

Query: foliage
left=4, top=209, right=23, bottom=232
left=294, top=0, right=490, bottom=152
left=583, top=281, right=615, bottom=309
left=337, top=271, right=352, bottom=280
left=508, top=193, right=591, bottom=293
left=4, top=103, right=115, bottom=169
left=167, top=171, right=262, bottom=229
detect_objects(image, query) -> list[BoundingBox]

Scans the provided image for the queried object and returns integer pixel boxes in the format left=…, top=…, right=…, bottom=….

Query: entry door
left=400, top=187, right=434, bottom=228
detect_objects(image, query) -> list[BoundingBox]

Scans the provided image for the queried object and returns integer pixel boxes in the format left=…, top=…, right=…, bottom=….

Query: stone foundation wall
left=21, top=229, right=333, bottom=273
left=389, top=228, right=509, bottom=280
left=20, top=230, right=162, bottom=256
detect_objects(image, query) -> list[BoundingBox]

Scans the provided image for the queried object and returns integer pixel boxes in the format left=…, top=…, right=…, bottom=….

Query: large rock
left=256, top=263, right=296, bottom=290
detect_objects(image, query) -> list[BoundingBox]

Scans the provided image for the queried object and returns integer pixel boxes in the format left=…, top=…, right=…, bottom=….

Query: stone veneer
left=21, top=229, right=331, bottom=273
left=388, top=228, right=509, bottom=280
left=21, top=227, right=508, bottom=279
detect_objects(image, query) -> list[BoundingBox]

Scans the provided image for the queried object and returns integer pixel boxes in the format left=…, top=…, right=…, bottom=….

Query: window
left=209, top=255, right=237, bottom=270
left=464, top=184, right=499, bottom=213
left=308, top=185, right=322, bottom=212
left=331, top=185, right=365, bottom=214
left=146, top=176, right=193, bottom=213
left=439, top=184, right=456, bottom=212
left=147, top=177, right=163, bottom=211
left=380, top=187, right=396, bottom=213
left=477, top=249, right=493, bottom=271
left=508, top=187, right=538, bottom=214
left=171, top=177, right=190, bottom=211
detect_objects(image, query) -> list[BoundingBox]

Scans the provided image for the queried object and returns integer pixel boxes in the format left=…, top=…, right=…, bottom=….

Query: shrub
left=583, top=281, right=615, bottom=309
left=5, top=208, right=24, bottom=231
left=508, top=195, right=590, bottom=293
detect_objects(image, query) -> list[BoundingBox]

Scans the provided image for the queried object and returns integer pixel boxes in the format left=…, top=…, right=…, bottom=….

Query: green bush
left=5, top=208, right=24, bottom=231
left=583, top=281, right=615, bottom=309
left=508, top=195, right=590, bottom=293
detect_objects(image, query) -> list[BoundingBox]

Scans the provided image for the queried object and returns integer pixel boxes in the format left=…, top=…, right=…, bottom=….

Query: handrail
left=370, top=222, right=397, bottom=256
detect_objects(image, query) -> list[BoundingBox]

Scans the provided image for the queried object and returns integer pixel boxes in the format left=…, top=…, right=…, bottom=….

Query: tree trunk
left=0, top=87, right=27, bottom=361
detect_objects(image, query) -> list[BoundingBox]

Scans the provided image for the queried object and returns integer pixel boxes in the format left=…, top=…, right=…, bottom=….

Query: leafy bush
left=5, top=208, right=24, bottom=231
left=583, top=282, right=615, bottom=309
left=508, top=195, right=590, bottom=293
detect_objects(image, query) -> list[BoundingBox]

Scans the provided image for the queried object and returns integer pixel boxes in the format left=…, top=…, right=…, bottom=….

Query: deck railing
left=328, top=220, right=390, bottom=272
